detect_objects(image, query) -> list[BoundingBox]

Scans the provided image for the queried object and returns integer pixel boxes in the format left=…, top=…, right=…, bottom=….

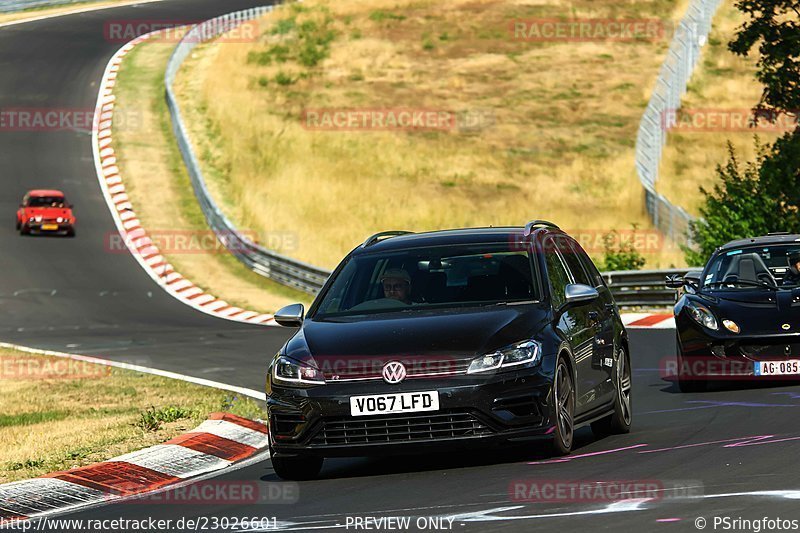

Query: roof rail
left=361, top=231, right=414, bottom=248
left=767, top=231, right=790, bottom=236
left=523, top=220, right=560, bottom=237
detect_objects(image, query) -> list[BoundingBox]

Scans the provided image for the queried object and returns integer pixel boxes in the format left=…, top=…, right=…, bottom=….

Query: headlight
left=34, top=216, right=42, bottom=222
left=271, top=355, right=325, bottom=386
left=56, top=217, right=64, bottom=223
left=467, top=341, right=541, bottom=374
left=686, top=301, right=718, bottom=330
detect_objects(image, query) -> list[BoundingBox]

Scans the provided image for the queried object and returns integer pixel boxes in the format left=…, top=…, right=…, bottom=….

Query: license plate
left=349, top=391, right=439, bottom=417
left=41, top=224, right=58, bottom=231
left=754, top=360, right=800, bottom=376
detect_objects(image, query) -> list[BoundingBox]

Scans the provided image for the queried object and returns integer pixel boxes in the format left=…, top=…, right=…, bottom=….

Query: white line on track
left=0, top=340, right=266, bottom=400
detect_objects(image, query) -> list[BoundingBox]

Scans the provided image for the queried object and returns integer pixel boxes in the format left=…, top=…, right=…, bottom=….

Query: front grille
left=740, top=343, right=800, bottom=360
left=321, top=356, right=474, bottom=381
left=309, top=411, right=492, bottom=446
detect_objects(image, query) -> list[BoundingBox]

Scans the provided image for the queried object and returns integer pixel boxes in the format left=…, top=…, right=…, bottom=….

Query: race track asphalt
left=3, top=3, right=800, bottom=532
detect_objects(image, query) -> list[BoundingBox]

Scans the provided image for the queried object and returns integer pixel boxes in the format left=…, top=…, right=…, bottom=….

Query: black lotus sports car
left=668, top=233, right=800, bottom=392
left=266, top=221, right=632, bottom=479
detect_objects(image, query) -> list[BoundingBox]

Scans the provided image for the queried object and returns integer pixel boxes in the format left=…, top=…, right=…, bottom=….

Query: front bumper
left=677, top=314, right=800, bottom=378
left=26, top=222, right=73, bottom=234
left=267, top=370, right=556, bottom=457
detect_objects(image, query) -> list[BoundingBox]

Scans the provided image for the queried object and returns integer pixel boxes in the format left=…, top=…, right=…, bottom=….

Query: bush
left=600, top=230, right=646, bottom=271
left=136, top=406, right=192, bottom=431
left=685, top=132, right=800, bottom=265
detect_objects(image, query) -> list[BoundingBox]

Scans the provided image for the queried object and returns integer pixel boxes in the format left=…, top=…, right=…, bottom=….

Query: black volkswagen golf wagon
left=266, top=221, right=632, bottom=479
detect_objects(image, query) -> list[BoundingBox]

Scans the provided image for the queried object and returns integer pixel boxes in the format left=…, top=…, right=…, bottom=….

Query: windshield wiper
left=704, top=280, right=778, bottom=290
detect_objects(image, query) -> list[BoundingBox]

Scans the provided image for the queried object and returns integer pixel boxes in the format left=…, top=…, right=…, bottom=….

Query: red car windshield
left=27, top=196, right=66, bottom=208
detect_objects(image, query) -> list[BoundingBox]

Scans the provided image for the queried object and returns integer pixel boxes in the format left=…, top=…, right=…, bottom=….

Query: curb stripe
left=628, top=313, right=673, bottom=327
left=90, top=30, right=277, bottom=327
left=166, top=433, right=257, bottom=462
left=49, top=462, right=180, bottom=496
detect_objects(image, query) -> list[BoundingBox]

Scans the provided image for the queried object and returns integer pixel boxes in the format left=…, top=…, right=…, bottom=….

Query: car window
left=27, top=196, right=65, bottom=208
left=569, top=239, right=606, bottom=287
left=312, top=243, right=539, bottom=318
left=555, top=236, right=593, bottom=287
left=543, top=237, right=571, bottom=308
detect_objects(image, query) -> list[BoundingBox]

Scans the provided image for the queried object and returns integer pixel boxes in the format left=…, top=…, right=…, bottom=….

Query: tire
left=20, top=224, right=30, bottom=236
left=677, top=335, right=706, bottom=393
left=592, top=346, right=632, bottom=436
left=66, top=227, right=75, bottom=238
left=271, top=454, right=323, bottom=481
left=550, top=356, right=575, bottom=456
left=15, top=217, right=20, bottom=230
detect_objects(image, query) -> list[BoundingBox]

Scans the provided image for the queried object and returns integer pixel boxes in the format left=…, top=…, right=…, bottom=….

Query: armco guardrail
left=635, top=0, right=723, bottom=247
left=603, top=268, right=698, bottom=308
left=165, top=5, right=330, bottom=294
left=0, top=0, right=102, bottom=13
left=164, top=7, right=695, bottom=305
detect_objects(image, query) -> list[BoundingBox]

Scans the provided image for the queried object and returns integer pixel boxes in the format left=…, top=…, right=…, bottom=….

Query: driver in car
left=783, top=251, right=800, bottom=286
left=381, top=269, right=412, bottom=305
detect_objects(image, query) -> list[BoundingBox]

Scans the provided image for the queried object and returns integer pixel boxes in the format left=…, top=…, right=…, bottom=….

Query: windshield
left=703, top=245, right=800, bottom=289
left=312, top=243, right=539, bottom=318
left=27, top=196, right=65, bottom=208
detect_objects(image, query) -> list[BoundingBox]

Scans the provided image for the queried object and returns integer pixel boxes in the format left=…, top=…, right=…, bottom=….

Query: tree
left=687, top=134, right=800, bottom=265
left=684, top=0, right=799, bottom=265
left=729, top=0, right=799, bottom=120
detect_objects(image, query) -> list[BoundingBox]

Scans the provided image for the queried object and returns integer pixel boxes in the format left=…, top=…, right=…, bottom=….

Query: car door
left=542, top=235, right=597, bottom=413
left=567, top=237, right=617, bottom=404
left=553, top=235, right=614, bottom=406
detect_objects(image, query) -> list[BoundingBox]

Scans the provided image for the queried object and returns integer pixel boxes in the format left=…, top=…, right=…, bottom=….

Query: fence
left=164, top=6, right=330, bottom=294
left=635, top=0, right=723, bottom=247
left=0, top=0, right=105, bottom=13
left=163, top=6, right=704, bottom=306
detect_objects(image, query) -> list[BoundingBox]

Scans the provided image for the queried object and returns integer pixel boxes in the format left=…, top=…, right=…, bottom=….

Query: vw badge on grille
left=783, top=323, right=792, bottom=331
left=382, top=361, right=407, bottom=384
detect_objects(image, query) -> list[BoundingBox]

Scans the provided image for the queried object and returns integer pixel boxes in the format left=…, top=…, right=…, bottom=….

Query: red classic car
left=16, top=189, right=76, bottom=236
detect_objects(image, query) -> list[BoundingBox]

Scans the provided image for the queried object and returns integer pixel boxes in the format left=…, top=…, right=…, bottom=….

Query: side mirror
left=562, top=283, right=599, bottom=310
left=274, top=303, right=304, bottom=327
left=665, top=274, right=684, bottom=289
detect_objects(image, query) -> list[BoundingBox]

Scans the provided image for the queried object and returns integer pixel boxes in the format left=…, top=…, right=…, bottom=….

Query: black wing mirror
left=274, top=303, right=304, bottom=327
left=665, top=274, right=684, bottom=289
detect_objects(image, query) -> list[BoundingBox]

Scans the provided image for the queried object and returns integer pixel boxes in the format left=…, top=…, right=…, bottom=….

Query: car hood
left=284, top=306, right=549, bottom=376
left=698, top=290, right=800, bottom=335
left=23, top=207, right=72, bottom=219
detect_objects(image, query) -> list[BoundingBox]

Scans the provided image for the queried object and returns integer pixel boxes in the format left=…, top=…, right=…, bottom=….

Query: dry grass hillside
left=175, top=0, right=692, bottom=269
left=657, top=1, right=779, bottom=215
